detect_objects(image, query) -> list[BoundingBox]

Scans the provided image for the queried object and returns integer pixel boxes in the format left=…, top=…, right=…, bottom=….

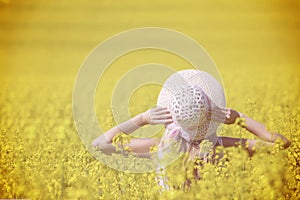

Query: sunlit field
left=0, top=0, right=299, bottom=199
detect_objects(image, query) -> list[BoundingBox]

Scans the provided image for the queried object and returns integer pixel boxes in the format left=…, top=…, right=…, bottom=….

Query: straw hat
left=157, top=69, right=226, bottom=145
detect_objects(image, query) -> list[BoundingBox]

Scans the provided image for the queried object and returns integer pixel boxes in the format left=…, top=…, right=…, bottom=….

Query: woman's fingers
left=152, top=114, right=172, bottom=120
left=207, top=106, right=231, bottom=122
left=207, top=110, right=225, bottom=119
left=211, top=115, right=226, bottom=123
left=153, top=106, right=167, bottom=112
left=209, top=106, right=229, bottom=115
left=206, top=113, right=225, bottom=123
left=150, top=107, right=169, bottom=116
left=206, top=110, right=227, bottom=123
left=156, top=109, right=171, bottom=115
left=208, top=107, right=242, bottom=125
left=150, top=107, right=168, bottom=116
left=151, top=119, right=173, bottom=125
left=148, top=106, right=173, bottom=125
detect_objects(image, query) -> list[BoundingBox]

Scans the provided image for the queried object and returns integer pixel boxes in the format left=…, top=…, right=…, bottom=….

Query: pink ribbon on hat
left=165, top=121, right=192, bottom=143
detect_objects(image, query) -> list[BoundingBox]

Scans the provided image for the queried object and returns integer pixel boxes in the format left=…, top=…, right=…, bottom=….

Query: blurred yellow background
left=1, top=0, right=299, bottom=75
left=1, top=0, right=299, bottom=126
left=0, top=0, right=299, bottom=199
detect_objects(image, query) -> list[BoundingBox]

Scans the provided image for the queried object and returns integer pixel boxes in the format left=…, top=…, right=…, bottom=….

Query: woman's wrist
left=140, top=112, right=149, bottom=126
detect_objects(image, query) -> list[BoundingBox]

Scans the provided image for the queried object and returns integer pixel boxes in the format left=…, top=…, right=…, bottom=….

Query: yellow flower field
left=0, top=0, right=299, bottom=199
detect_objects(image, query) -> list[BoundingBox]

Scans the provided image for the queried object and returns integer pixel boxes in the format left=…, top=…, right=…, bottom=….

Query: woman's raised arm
left=92, top=107, right=173, bottom=154
left=207, top=105, right=291, bottom=149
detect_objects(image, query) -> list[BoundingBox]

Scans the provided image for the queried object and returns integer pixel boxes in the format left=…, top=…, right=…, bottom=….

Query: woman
left=92, top=70, right=290, bottom=158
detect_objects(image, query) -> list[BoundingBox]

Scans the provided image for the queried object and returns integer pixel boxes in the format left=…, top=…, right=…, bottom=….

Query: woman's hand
left=271, top=132, right=291, bottom=149
left=142, top=106, right=173, bottom=125
left=206, top=104, right=240, bottom=125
